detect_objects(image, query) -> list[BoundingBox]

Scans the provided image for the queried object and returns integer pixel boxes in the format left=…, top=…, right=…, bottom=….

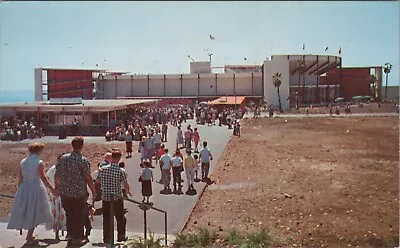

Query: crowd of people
left=6, top=132, right=216, bottom=246
left=1, top=118, right=44, bottom=141
left=5, top=103, right=243, bottom=246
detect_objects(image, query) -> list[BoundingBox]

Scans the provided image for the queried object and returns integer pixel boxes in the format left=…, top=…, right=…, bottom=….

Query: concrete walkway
left=0, top=120, right=233, bottom=247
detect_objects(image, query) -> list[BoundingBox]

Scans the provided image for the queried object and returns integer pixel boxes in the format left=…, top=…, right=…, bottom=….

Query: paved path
left=0, top=120, right=232, bottom=247
left=90, top=120, right=232, bottom=235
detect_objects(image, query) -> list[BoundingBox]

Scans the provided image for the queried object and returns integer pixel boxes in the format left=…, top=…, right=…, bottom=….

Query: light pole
left=383, top=63, right=392, bottom=100
left=208, top=53, right=213, bottom=63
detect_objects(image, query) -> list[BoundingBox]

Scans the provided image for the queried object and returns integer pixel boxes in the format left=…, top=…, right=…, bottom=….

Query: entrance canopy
left=207, top=96, right=246, bottom=106
left=0, top=99, right=159, bottom=113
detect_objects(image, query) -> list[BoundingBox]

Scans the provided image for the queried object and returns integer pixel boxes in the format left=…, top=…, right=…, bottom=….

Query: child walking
left=193, top=128, right=200, bottom=153
left=140, top=160, right=153, bottom=204
left=193, top=154, right=200, bottom=182
left=83, top=192, right=95, bottom=240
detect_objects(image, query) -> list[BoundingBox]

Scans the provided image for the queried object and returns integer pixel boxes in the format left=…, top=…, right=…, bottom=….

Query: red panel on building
left=47, top=70, right=94, bottom=100
left=323, top=67, right=372, bottom=101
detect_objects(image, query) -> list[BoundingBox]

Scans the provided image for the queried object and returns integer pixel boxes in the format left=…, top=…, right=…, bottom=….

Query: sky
left=0, top=1, right=399, bottom=94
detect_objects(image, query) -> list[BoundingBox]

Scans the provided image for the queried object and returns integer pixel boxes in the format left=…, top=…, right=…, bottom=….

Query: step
left=0, top=222, right=175, bottom=248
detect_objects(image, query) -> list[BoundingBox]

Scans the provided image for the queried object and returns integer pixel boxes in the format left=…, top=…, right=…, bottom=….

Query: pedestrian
left=45, top=154, right=67, bottom=241
left=96, top=150, right=132, bottom=244
left=83, top=192, right=95, bottom=240
left=192, top=128, right=200, bottom=153
left=199, top=141, right=213, bottom=181
left=144, top=133, right=155, bottom=166
left=99, top=152, right=112, bottom=167
left=161, top=122, right=168, bottom=142
left=139, top=136, right=146, bottom=163
left=125, top=131, right=133, bottom=158
left=184, top=150, right=196, bottom=193
left=156, top=144, right=165, bottom=183
left=139, top=160, right=153, bottom=204
left=176, top=126, right=184, bottom=149
left=118, top=162, right=128, bottom=198
left=184, top=126, right=192, bottom=151
left=55, top=137, right=96, bottom=246
left=7, top=143, right=57, bottom=246
left=172, top=150, right=183, bottom=193
left=92, top=162, right=102, bottom=209
left=193, top=154, right=200, bottom=182
left=153, top=129, right=162, bottom=154
left=159, top=148, right=172, bottom=193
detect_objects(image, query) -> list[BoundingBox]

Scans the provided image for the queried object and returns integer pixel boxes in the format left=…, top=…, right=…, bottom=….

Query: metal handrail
left=111, top=194, right=168, bottom=247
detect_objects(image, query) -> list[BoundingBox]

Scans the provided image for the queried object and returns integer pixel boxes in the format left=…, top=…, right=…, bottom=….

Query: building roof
left=0, top=99, right=159, bottom=113
left=207, top=96, right=246, bottom=105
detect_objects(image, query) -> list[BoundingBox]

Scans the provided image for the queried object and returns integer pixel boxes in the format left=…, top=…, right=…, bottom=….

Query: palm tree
left=383, top=63, right=393, bottom=100
left=273, top=72, right=283, bottom=112
left=368, top=74, right=377, bottom=100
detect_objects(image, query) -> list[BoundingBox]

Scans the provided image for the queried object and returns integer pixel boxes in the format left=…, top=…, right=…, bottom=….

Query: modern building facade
left=34, top=54, right=386, bottom=110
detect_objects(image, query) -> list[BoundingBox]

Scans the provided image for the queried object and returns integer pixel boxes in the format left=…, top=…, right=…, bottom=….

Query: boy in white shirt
left=159, top=149, right=172, bottom=192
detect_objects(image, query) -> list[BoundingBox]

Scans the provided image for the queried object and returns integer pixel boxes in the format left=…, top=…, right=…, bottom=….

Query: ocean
left=0, top=90, right=35, bottom=104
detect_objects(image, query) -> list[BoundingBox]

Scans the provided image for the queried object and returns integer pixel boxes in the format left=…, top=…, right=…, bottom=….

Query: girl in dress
left=125, top=131, right=133, bottom=158
left=140, top=160, right=153, bottom=204
left=45, top=154, right=67, bottom=241
left=192, top=128, right=200, bottom=153
left=7, top=143, right=57, bottom=245
left=193, top=154, right=200, bottom=182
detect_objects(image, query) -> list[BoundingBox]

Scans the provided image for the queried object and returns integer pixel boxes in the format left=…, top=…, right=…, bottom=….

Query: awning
left=207, top=96, right=246, bottom=105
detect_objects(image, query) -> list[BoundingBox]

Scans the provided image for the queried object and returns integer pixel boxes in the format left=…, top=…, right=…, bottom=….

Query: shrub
left=225, top=229, right=243, bottom=246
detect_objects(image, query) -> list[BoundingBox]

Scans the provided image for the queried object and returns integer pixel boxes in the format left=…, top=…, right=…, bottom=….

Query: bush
left=242, top=227, right=272, bottom=248
left=124, top=232, right=164, bottom=248
left=225, top=229, right=243, bottom=246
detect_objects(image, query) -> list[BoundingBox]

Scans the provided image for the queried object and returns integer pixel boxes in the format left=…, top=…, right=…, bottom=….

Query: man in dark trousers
left=96, top=150, right=132, bottom=244
left=55, top=137, right=96, bottom=246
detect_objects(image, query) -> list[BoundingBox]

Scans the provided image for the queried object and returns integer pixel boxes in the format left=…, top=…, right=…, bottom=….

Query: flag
left=302, top=44, right=305, bottom=50
left=209, top=35, right=215, bottom=40
left=338, top=47, right=342, bottom=55
left=325, top=47, right=328, bottom=52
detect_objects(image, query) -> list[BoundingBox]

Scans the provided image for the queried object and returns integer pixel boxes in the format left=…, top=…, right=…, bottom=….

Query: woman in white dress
left=45, top=154, right=67, bottom=240
left=7, top=143, right=57, bottom=245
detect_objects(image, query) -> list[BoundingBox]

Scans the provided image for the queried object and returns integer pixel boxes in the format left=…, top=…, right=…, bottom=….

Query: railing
left=111, top=194, right=168, bottom=247
left=0, top=193, right=168, bottom=247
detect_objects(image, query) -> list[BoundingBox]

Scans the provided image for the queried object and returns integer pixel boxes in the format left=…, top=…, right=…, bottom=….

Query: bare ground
left=0, top=141, right=127, bottom=219
left=184, top=117, right=399, bottom=247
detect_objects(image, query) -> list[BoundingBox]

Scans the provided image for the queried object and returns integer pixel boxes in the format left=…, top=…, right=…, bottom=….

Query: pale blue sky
left=0, top=1, right=399, bottom=93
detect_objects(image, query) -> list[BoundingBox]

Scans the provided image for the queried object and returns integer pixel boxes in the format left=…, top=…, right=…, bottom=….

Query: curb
left=178, top=136, right=233, bottom=234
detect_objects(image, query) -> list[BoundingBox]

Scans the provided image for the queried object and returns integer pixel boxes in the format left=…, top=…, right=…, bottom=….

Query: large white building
left=34, top=54, right=343, bottom=110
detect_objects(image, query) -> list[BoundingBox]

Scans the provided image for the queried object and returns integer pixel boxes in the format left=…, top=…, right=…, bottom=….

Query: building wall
left=46, top=70, right=94, bottom=100
left=324, top=67, right=373, bottom=101
left=34, top=68, right=43, bottom=101
left=264, top=59, right=290, bottom=110
left=98, top=72, right=263, bottom=99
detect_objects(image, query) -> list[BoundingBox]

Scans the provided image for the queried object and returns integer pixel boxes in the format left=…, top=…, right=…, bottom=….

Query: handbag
left=138, top=176, right=143, bottom=182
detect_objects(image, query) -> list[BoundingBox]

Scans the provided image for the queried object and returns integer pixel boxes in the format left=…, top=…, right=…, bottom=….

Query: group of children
left=138, top=142, right=203, bottom=202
